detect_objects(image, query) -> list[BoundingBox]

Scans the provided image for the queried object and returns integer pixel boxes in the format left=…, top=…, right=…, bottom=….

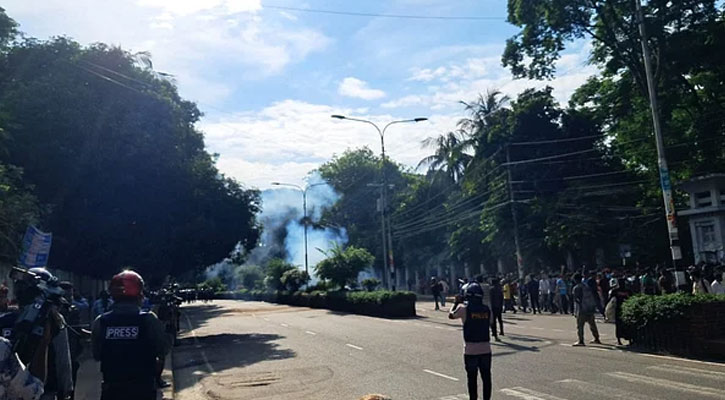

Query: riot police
left=91, top=270, right=170, bottom=400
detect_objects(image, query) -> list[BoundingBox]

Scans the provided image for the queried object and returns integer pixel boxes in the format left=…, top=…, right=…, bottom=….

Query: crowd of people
left=428, top=262, right=725, bottom=346
left=0, top=267, right=184, bottom=400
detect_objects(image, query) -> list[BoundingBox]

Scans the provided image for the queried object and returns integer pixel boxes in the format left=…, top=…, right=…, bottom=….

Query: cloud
left=338, top=77, right=387, bottom=100
left=199, top=100, right=449, bottom=189
left=137, top=0, right=261, bottom=16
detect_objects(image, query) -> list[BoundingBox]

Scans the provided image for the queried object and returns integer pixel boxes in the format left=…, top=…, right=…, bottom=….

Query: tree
left=264, top=258, right=295, bottom=290
left=280, top=269, right=310, bottom=292
left=237, top=265, right=265, bottom=290
left=0, top=34, right=260, bottom=279
left=361, top=278, right=381, bottom=291
left=418, top=131, right=472, bottom=184
left=315, top=244, right=375, bottom=289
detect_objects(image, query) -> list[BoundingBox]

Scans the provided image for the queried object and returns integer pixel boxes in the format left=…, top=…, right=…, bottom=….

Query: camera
left=9, top=266, right=66, bottom=359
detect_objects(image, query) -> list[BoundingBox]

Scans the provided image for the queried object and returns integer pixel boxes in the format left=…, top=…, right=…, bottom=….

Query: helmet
left=110, top=270, right=144, bottom=299
left=28, top=267, right=55, bottom=283
left=463, top=282, right=484, bottom=299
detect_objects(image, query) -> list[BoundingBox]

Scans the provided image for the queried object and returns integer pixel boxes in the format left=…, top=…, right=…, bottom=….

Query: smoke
left=205, top=172, right=348, bottom=286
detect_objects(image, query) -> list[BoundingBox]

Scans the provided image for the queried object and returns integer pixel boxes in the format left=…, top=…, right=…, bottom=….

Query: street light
left=330, top=114, right=428, bottom=290
left=270, top=181, right=326, bottom=276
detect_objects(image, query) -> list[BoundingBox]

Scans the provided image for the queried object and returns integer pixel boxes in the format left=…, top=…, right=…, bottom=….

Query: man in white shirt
left=711, top=273, right=724, bottom=295
left=539, top=275, right=550, bottom=312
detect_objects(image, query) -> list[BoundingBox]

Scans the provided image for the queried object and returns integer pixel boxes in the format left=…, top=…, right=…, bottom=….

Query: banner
left=18, top=226, right=52, bottom=268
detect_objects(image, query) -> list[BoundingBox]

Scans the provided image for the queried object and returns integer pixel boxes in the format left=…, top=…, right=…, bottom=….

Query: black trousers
left=491, top=310, right=503, bottom=334
left=101, top=382, right=156, bottom=400
left=464, top=353, right=492, bottom=400
left=529, top=292, right=540, bottom=313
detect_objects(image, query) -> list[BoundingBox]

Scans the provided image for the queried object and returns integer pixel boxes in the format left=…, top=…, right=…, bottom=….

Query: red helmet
left=110, top=270, right=144, bottom=299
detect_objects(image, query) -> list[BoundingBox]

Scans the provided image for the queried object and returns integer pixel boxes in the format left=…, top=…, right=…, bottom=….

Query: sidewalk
left=75, top=352, right=175, bottom=400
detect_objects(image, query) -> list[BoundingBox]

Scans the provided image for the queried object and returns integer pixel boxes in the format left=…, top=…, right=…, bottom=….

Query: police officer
left=448, top=281, right=492, bottom=400
left=91, top=270, right=170, bottom=400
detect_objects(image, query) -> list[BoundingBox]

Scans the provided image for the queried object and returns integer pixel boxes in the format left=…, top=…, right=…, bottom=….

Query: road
left=172, top=299, right=725, bottom=400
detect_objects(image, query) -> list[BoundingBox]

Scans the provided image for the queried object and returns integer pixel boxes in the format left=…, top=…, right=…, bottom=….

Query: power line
left=509, top=134, right=604, bottom=146
left=263, top=4, right=506, bottom=20
left=394, top=201, right=511, bottom=239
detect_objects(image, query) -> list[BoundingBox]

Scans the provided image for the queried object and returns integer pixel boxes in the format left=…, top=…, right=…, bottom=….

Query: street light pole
left=634, top=0, right=682, bottom=278
left=331, top=115, right=428, bottom=291
left=271, top=181, right=325, bottom=277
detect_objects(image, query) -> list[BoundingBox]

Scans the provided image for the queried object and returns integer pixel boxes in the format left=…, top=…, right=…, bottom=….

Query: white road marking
left=606, top=371, right=725, bottom=399
left=184, top=314, right=217, bottom=376
left=423, top=369, right=459, bottom=381
left=439, top=395, right=467, bottom=400
left=557, top=378, right=659, bottom=400
left=551, top=329, right=565, bottom=332
left=500, top=387, right=568, bottom=400
left=305, top=330, right=317, bottom=335
left=280, top=323, right=289, bottom=327
left=589, top=347, right=613, bottom=352
left=648, top=364, right=725, bottom=379
left=636, top=352, right=725, bottom=368
left=530, top=327, right=545, bottom=330
left=346, top=343, right=363, bottom=350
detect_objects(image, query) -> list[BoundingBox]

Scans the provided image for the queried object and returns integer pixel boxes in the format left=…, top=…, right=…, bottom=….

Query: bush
left=237, top=265, right=264, bottom=290
left=280, top=269, right=310, bottom=292
left=264, top=258, right=296, bottom=290
left=315, top=244, right=374, bottom=289
left=217, top=289, right=417, bottom=318
left=621, top=293, right=724, bottom=329
left=361, top=278, right=381, bottom=291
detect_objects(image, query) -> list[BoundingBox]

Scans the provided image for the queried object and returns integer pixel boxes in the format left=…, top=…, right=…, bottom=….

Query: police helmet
left=464, top=282, right=484, bottom=299
left=110, top=270, right=145, bottom=300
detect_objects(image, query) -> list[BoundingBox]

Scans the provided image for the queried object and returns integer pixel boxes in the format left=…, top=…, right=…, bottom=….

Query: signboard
left=18, top=226, right=52, bottom=268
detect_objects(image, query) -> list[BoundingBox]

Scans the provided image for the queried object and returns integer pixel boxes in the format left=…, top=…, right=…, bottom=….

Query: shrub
left=361, top=278, right=381, bottom=291
left=280, top=269, right=310, bottom=292
left=621, top=293, right=725, bottom=329
left=315, top=244, right=374, bottom=289
left=264, top=258, right=296, bottom=290
left=237, top=265, right=264, bottom=290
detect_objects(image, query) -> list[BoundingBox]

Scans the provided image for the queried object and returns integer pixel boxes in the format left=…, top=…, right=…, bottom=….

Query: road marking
left=588, top=347, right=613, bottom=352
left=263, top=317, right=270, bottom=321
left=500, top=387, right=568, bottom=399
left=305, top=330, right=317, bottom=335
left=439, top=395, right=467, bottom=400
left=423, top=369, right=459, bottom=381
left=551, top=329, right=565, bottom=332
left=606, top=371, right=725, bottom=399
left=557, top=379, right=659, bottom=400
left=346, top=343, right=363, bottom=350
left=184, top=314, right=217, bottom=376
left=530, top=327, right=545, bottom=330
left=648, top=364, right=725, bottom=379
left=280, top=323, right=289, bottom=327
left=635, top=352, right=725, bottom=368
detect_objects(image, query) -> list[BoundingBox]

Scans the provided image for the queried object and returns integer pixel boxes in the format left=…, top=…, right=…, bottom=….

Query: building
left=679, top=173, right=725, bottom=264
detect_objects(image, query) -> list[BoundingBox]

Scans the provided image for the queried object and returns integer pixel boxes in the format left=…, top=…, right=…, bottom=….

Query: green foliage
left=0, top=35, right=260, bottom=279
left=237, top=265, right=264, bottom=290
left=621, top=293, right=725, bottom=329
left=264, top=258, right=295, bottom=290
left=361, top=277, right=381, bottom=291
left=314, top=244, right=375, bottom=289
left=199, top=277, right=226, bottom=293
left=280, top=269, right=310, bottom=292
left=0, top=164, right=42, bottom=264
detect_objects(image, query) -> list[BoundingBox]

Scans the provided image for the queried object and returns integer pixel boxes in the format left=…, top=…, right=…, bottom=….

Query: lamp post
left=270, top=181, right=326, bottom=276
left=331, top=115, right=428, bottom=290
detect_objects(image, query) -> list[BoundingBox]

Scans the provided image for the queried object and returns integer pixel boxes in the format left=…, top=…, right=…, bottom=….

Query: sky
left=3, top=0, right=598, bottom=190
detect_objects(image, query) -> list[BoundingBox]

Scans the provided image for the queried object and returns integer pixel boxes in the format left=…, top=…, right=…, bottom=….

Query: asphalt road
left=172, top=299, right=725, bottom=400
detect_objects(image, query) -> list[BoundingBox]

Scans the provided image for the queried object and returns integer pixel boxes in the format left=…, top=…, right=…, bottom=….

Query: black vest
left=0, top=311, right=18, bottom=340
left=99, top=310, right=156, bottom=384
left=463, top=303, right=491, bottom=343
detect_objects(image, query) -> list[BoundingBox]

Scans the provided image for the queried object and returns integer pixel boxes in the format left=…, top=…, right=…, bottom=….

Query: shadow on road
left=173, top=333, right=296, bottom=391
left=180, top=303, right=233, bottom=331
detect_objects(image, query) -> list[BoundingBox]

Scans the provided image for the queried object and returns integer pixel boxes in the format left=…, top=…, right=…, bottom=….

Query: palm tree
left=417, top=130, right=472, bottom=184
left=458, top=90, right=510, bottom=156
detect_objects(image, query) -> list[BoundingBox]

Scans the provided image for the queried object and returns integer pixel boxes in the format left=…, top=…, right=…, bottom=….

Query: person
left=14, top=268, right=74, bottom=400
left=430, top=277, right=442, bottom=311
left=58, top=281, right=84, bottom=400
left=690, top=270, right=710, bottom=294
left=596, top=273, right=610, bottom=307
left=0, top=316, right=56, bottom=400
left=609, top=278, right=632, bottom=346
left=448, top=282, right=492, bottom=400
left=92, top=290, right=113, bottom=320
left=658, top=269, right=675, bottom=294
left=538, top=274, right=549, bottom=312
left=0, top=285, right=9, bottom=312
left=502, top=280, right=515, bottom=314
left=572, top=272, right=601, bottom=346
left=555, top=275, right=568, bottom=314
left=92, top=270, right=170, bottom=400
left=527, top=274, right=540, bottom=314
left=440, top=279, right=449, bottom=307
left=641, top=270, right=658, bottom=295
left=711, top=272, right=724, bottom=295
left=548, top=275, right=558, bottom=313
left=489, top=278, right=504, bottom=337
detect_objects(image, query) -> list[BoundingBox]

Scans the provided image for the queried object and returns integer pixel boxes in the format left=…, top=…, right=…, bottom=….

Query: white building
left=679, top=173, right=725, bottom=264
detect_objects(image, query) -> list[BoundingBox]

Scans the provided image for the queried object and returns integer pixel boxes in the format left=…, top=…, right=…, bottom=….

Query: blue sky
left=3, top=0, right=596, bottom=189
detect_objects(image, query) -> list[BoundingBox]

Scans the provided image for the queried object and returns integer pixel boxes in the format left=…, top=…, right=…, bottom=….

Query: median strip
left=423, top=369, right=459, bottom=381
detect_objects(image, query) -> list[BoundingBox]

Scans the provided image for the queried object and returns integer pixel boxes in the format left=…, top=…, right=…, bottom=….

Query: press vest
left=99, top=310, right=156, bottom=384
left=463, top=303, right=491, bottom=343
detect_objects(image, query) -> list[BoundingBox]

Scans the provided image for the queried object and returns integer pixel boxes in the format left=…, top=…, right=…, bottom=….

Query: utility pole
left=331, top=115, right=428, bottom=291
left=506, top=145, right=525, bottom=279
left=634, top=0, right=682, bottom=280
